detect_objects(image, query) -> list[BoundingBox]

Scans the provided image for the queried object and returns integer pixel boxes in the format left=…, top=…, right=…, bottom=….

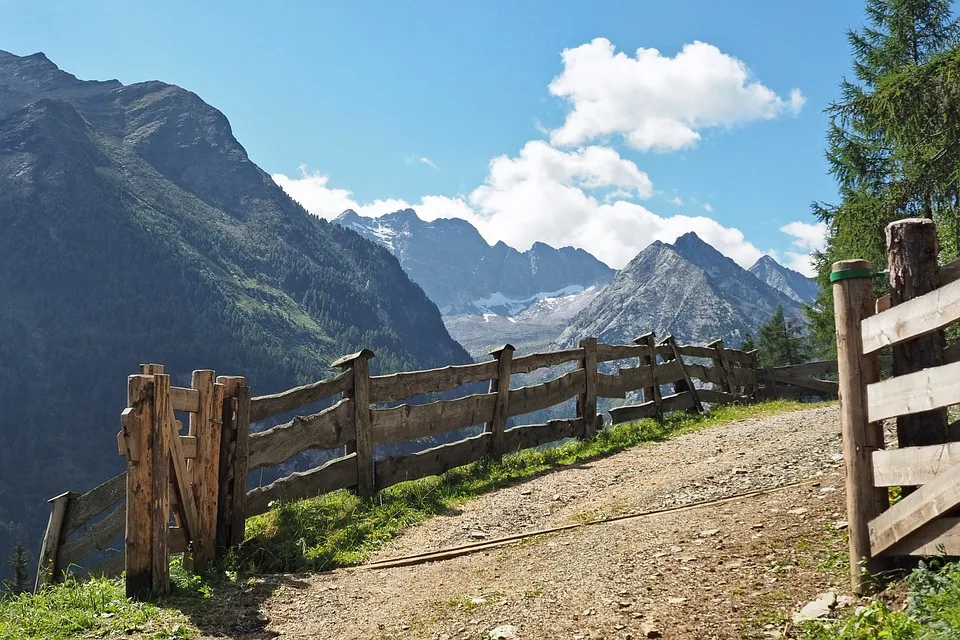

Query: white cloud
left=548, top=38, right=804, bottom=152
left=703, top=202, right=714, bottom=212
left=780, top=220, right=827, bottom=276
left=667, top=196, right=683, bottom=206
left=273, top=141, right=766, bottom=269
left=420, top=156, right=439, bottom=170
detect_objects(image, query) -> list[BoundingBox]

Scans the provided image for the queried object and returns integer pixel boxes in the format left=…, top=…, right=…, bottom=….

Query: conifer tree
left=808, top=0, right=960, bottom=357
left=7, top=542, right=28, bottom=594
left=758, top=306, right=807, bottom=367
left=740, top=333, right=756, bottom=352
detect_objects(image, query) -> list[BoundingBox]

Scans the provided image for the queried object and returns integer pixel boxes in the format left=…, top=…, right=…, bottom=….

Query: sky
left=0, top=1, right=871, bottom=275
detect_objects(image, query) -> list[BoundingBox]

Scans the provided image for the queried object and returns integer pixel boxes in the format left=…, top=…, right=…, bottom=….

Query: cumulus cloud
left=780, top=220, right=827, bottom=276
left=548, top=38, right=804, bottom=151
left=273, top=141, right=766, bottom=269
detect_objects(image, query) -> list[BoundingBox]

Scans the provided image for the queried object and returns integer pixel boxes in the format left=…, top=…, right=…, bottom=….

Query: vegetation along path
left=233, top=404, right=850, bottom=640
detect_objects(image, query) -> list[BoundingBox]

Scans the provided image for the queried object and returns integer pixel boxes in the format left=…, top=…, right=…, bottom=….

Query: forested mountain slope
left=0, top=50, right=469, bottom=567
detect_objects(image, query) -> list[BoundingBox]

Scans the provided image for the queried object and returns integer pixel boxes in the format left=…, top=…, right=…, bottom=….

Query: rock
left=553, top=493, right=562, bottom=501
left=520, top=489, right=532, bottom=496
left=255, top=613, right=270, bottom=623
left=698, top=529, right=720, bottom=538
left=640, top=622, right=662, bottom=638
left=469, top=531, right=488, bottom=540
left=833, top=520, right=849, bottom=530
left=487, top=624, right=518, bottom=639
left=836, top=595, right=857, bottom=608
left=788, top=508, right=809, bottom=516
left=793, top=591, right=837, bottom=623
left=470, top=596, right=487, bottom=605
left=667, top=597, right=687, bottom=604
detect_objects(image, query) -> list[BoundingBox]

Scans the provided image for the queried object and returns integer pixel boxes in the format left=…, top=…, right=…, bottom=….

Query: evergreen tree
left=808, top=0, right=960, bottom=357
left=758, top=306, right=807, bottom=367
left=740, top=333, right=756, bottom=352
left=6, top=542, right=28, bottom=594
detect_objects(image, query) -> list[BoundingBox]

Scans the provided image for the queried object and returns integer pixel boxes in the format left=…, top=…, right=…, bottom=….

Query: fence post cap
left=578, top=336, right=598, bottom=348
left=331, top=349, right=375, bottom=369
left=488, top=344, right=516, bottom=357
left=707, top=339, right=724, bottom=348
left=657, top=334, right=676, bottom=346
left=47, top=491, right=76, bottom=503
left=633, top=332, right=655, bottom=344
left=831, top=259, right=872, bottom=272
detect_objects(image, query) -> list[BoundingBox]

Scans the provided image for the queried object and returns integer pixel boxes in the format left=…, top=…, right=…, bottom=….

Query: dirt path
left=231, top=405, right=855, bottom=639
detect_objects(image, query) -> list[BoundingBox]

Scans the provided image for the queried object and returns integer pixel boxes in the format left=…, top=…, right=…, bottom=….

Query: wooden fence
left=36, top=333, right=838, bottom=597
left=835, top=218, right=960, bottom=594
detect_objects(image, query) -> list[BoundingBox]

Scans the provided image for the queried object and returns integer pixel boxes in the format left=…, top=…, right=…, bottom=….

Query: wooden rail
left=38, top=330, right=831, bottom=598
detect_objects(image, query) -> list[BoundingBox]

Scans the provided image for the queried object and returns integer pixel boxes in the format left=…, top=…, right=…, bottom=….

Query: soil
left=194, top=404, right=863, bottom=640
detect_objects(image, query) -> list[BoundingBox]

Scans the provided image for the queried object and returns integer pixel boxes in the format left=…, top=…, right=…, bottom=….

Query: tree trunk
left=886, top=218, right=948, bottom=448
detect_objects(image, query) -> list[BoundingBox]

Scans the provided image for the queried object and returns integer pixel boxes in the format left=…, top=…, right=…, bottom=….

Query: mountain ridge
left=748, top=254, right=819, bottom=304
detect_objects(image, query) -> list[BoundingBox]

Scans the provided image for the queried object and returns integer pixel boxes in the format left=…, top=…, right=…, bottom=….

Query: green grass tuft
left=235, top=399, right=817, bottom=574
left=801, top=560, right=960, bottom=639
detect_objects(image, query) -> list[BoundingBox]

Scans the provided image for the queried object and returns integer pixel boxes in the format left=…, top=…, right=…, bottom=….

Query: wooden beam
left=149, top=375, right=172, bottom=596
left=34, top=492, right=72, bottom=591
left=249, top=369, right=352, bottom=422
left=579, top=338, right=599, bottom=438
left=247, top=398, right=355, bottom=470
left=861, top=277, right=960, bottom=354
left=634, top=333, right=660, bottom=410
left=375, top=433, right=491, bottom=489
left=370, top=360, right=499, bottom=404
left=502, top=419, right=585, bottom=452
left=229, top=386, right=251, bottom=547
left=872, top=443, right=960, bottom=487
left=245, top=454, right=359, bottom=517
left=161, top=377, right=200, bottom=544
left=486, top=344, right=515, bottom=457
left=595, top=343, right=646, bottom=362
left=372, top=392, right=498, bottom=445
left=62, top=472, right=125, bottom=538
left=867, top=360, right=960, bottom=422
left=832, top=259, right=888, bottom=593
left=868, top=451, right=960, bottom=555
left=57, top=505, right=125, bottom=571
left=510, top=348, right=583, bottom=375
left=186, top=370, right=219, bottom=570
left=335, top=351, right=374, bottom=496
left=170, top=386, right=200, bottom=413
left=886, top=517, right=960, bottom=556
left=507, top=369, right=586, bottom=417
left=124, top=374, right=155, bottom=600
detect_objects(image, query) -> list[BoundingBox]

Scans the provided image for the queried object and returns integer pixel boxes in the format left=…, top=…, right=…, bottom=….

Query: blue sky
left=0, top=1, right=871, bottom=273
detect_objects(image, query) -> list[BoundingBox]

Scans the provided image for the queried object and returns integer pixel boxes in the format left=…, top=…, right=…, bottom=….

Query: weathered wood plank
left=62, top=473, right=125, bottom=538
left=872, top=443, right=960, bottom=487
left=697, top=388, right=741, bottom=405
left=683, top=362, right=725, bottom=386
left=229, top=386, right=252, bottom=546
left=186, top=369, right=219, bottom=571
left=248, top=398, right=355, bottom=470
left=245, top=454, right=359, bottom=517
left=58, top=505, right=125, bottom=571
left=150, top=375, right=172, bottom=595
left=170, top=386, right=200, bottom=413
left=771, top=371, right=839, bottom=396
left=579, top=338, right=599, bottom=438
left=596, top=343, right=646, bottom=363
left=675, top=345, right=717, bottom=359
left=666, top=337, right=703, bottom=413
left=249, top=369, right=352, bottom=422
left=886, top=517, right=960, bottom=556
left=164, top=381, right=200, bottom=545
left=867, top=360, right=960, bottom=422
left=502, top=419, right=585, bottom=452
left=609, top=401, right=658, bottom=424
left=861, top=277, right=960, bottom=354
left=868, top=450, right=960, bottom=555
left=35, top=492, right=72, bottom=590
left=655, top=359, right=682, bottom=383
left=124, top=374, right=155, bottom=599
left=375, top=433, right=491, bottom=489
left=370, top=360, right=499, bottom=404
left=616, top=364, right=654, bottom=393
left=510, top=349, right=583, bottom=375
left=723, top=350, right=755, bottom=366
left=507, top=369, right=586, bottom=417
left=609, top=392, right=695, bottom=424
left=597, top=373, right=627, bottom=399
left=485, top=346, right=514, bottom=457
left=372, top=392, right=497, bottom=446
left=337, top=354, right=373, bottom=496
left=772, top=361, right=839, bottom=377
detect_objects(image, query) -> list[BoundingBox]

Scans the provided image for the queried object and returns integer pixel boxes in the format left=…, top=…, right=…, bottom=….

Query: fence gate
left=118, top=365, right=248, bottom=597
left=835, top=218, right=960, bottom=594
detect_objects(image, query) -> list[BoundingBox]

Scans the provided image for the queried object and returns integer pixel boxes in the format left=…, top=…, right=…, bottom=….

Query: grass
left=235, top=399, right=817, bottom=574
left=801, top=560, right=960, bottom=639
left=0, top=399, right=817, bottom=639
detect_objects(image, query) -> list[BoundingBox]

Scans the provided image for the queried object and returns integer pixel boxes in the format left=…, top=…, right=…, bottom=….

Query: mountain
left=0, top=50, right=470, bottom=567
left=749, top=255, right=819, bottom=304
left=335, top=209, right=615, bottom=315
left=556, top=232, right=803, bottom=348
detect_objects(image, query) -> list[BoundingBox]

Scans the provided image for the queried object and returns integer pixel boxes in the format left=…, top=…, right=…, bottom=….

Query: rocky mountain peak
left=748, top=254, right=819, bottom=304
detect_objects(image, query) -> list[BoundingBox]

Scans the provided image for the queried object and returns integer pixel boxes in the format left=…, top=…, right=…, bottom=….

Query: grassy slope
left=1, top=400, right=817, bottom=639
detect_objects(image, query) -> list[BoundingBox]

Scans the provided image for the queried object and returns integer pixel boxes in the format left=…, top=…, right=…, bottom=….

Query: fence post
left=486, top=344, right=515, bottom=457
left=833, top=259, right=888, bottom=594
left=745, top=350, right=760, bottom=401
left=635, top=333, right=661, bottom=412
left=215, top=376, right=245, bottom=551
left=150, top=374, right=172, bottom=596
left=886, top=218, right=948, bottom=450
left=230, top=385, right=251, bottom=547
left=333, top=350, right=375, bottom=496
left=663, top=336, right=703, bottom=413
left=708, top=339, right=734, bottom=395
left=578, top=338, right=599, bottom=438
left=186, top=370, right=220, bottom=570
left=34, top=492, right=72, bottom=591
